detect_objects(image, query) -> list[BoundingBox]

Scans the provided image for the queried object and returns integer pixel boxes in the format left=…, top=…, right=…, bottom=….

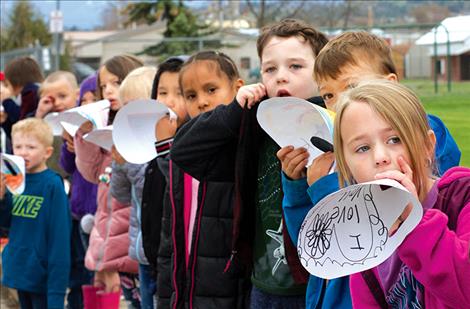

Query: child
left=34, top=71, right=81, bottom=180
left=2, top=57, right=44, bottom=137
left=60, top=73, right=98, bottom=309
left=35, top=70, right=79, bottom=118
left=110, top=66, right=157, bottom=309
left=157, top=51, right=247, bottom=308
left=279, top=31, right=461, bottom=308
left=333, top=80, right=470, bottom=308
left=73, top=54, right=143, bottom=308
left=78, top=74, right=97, bottom=105
left=313, top=31, right=460, bottom=174
left=0, top=118, right=71, bottom=309
left=170, top=19, right=329, bottom=308
left=140, top=56, right=188, bottom=308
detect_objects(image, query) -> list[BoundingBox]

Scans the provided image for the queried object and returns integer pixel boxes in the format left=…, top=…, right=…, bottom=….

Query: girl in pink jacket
left=74, top=55, right=143, bottom=306
left=332, top=80, right=470, bottom=308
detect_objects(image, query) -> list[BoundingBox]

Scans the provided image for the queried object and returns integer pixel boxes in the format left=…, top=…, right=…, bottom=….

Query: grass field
left=401, top=79, right=470, bottom=168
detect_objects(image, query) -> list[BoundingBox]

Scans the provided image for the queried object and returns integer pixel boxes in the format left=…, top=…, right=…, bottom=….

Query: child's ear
left=44, top=146, right=54, bottom=160
left=386, top=73, right=398, bottom=82
left=426, top=129, right=436, bottom=158
left=234, top=78, right=244, bottom=91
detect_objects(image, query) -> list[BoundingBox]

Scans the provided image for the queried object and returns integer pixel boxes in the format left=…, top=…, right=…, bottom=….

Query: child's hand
left=277, top=146, right=308, bottom=180
left=236, top=83, right=266, bottom=109
left=375, top=156, right=417, bottom=236
left=94, top=270, right=121, bottom=293
left=0, top=106, right=7, bottom=124
left=78, top=120, right=94, bottom=135
left=36, top=95, right=55, bottom=118
left=0, top=173, right=6, bottom=199
left=111, top=145, right=126, bottom=165
left=306, top=152, right=335, bottom=186
left=374, top=156, right=418, bottom=199
left=155, top=115, right=177, bottom=141
left=62, top=131, right=75, bottom=153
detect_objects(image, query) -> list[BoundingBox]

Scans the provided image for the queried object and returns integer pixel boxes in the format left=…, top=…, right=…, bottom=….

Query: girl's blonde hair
left=119, top=66, right=157, bottom=104
left=333, top=80, right=435, bottom=201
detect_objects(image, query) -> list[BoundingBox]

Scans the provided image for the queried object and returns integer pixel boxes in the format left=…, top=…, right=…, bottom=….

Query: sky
left=1, top=1, right=113, bottom=30
left=1, top=1, right=210, bottom=31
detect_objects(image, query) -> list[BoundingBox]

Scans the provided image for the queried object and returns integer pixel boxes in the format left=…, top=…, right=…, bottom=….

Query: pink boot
left=96, top=290, right=121, bottom=309
left=82, top=285, right=103, bottom=309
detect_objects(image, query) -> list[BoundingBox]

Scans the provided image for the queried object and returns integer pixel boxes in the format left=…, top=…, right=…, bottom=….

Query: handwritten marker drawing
left=298, top=179, right=423, bottom=279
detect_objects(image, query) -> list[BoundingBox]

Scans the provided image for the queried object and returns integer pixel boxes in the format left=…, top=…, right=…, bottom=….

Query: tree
left=411, top=4, right=450, bottom=24
left=2, top=1, right=52, bottom=51
left=125, top=0, right=218, bottom=60
left=245, top=0, right=307, bottom=28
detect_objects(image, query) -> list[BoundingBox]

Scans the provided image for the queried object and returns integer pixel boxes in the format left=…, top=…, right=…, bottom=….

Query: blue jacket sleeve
left=281, top=173, right=311, bottom=246
left=306, top=172, right=340, bottom=205
left=47, top=178, right=71, bottom=308
left=0, top=192, right=13, bottom=228
left=427, top=114, right=461, bottom=175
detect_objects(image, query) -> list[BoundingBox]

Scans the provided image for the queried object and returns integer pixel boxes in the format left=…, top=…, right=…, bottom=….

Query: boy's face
left=12, top=133, right=52, bottom=174
left=4, top=79, right=21, bottom=97
left=157, top=72, right=187, bottom=122
left=261, top=36, right=317, bottom=99
left=41, top=78, right=78, bottom=112
left=318, top=60, right=396, bottom=111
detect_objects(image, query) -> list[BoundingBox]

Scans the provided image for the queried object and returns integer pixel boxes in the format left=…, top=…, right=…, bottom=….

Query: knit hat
left=78, top=73, right=97, bottom=105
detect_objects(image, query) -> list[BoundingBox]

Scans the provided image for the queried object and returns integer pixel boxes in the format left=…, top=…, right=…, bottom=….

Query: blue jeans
left=17, top=290, right=47, bottom=309
left=250, top=286, right=305, bottom=309
left=139, top=264, right=157, bottom=309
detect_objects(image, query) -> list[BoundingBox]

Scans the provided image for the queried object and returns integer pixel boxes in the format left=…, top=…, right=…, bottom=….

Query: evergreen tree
left=2, top=1, right=52, bottom=51
left=125, top=0, right=219, bottom=60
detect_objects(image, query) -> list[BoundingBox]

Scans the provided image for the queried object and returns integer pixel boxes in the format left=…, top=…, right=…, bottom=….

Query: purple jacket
left=351, top=167, right=470, bottom=309
left=60, top=142, right=98, bottom=219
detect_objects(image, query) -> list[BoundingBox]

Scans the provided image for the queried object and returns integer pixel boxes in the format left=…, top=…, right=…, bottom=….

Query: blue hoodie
left=281, top=113, right=461, bottom=308
left=0, top=169, right=71, bottom=309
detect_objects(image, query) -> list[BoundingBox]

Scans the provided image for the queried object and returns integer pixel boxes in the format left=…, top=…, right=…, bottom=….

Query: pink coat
left=74, top=130, right=138, bottom=273
left=351, top=167, right=470, bottom=308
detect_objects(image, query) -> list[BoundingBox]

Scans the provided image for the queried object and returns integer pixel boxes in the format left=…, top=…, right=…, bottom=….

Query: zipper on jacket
left=188, top=182, right=207, bottom=309
left=169, top=161, right=180, bottom=309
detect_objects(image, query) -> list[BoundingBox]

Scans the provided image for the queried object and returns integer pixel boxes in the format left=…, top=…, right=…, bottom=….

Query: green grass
left=401, top=79, right=470, bottom=167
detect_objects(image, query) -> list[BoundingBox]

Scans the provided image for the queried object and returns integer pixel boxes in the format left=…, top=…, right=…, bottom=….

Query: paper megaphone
left=297, top=179, right=422, bottom=280
left=112, top=99, right=174, bottom=164
left=256, top=97, right=335, bottom=166
left=44, top=100, right=110, bottom=136
left=1, top=153, right=26, bottom=195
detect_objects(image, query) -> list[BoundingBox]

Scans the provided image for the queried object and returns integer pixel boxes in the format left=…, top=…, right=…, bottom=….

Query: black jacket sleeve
left=170, top=99, right=243, bottom=182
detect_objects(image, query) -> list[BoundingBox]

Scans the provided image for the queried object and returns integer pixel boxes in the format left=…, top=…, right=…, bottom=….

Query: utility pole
left=50, top=0, right=63, bottom=71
